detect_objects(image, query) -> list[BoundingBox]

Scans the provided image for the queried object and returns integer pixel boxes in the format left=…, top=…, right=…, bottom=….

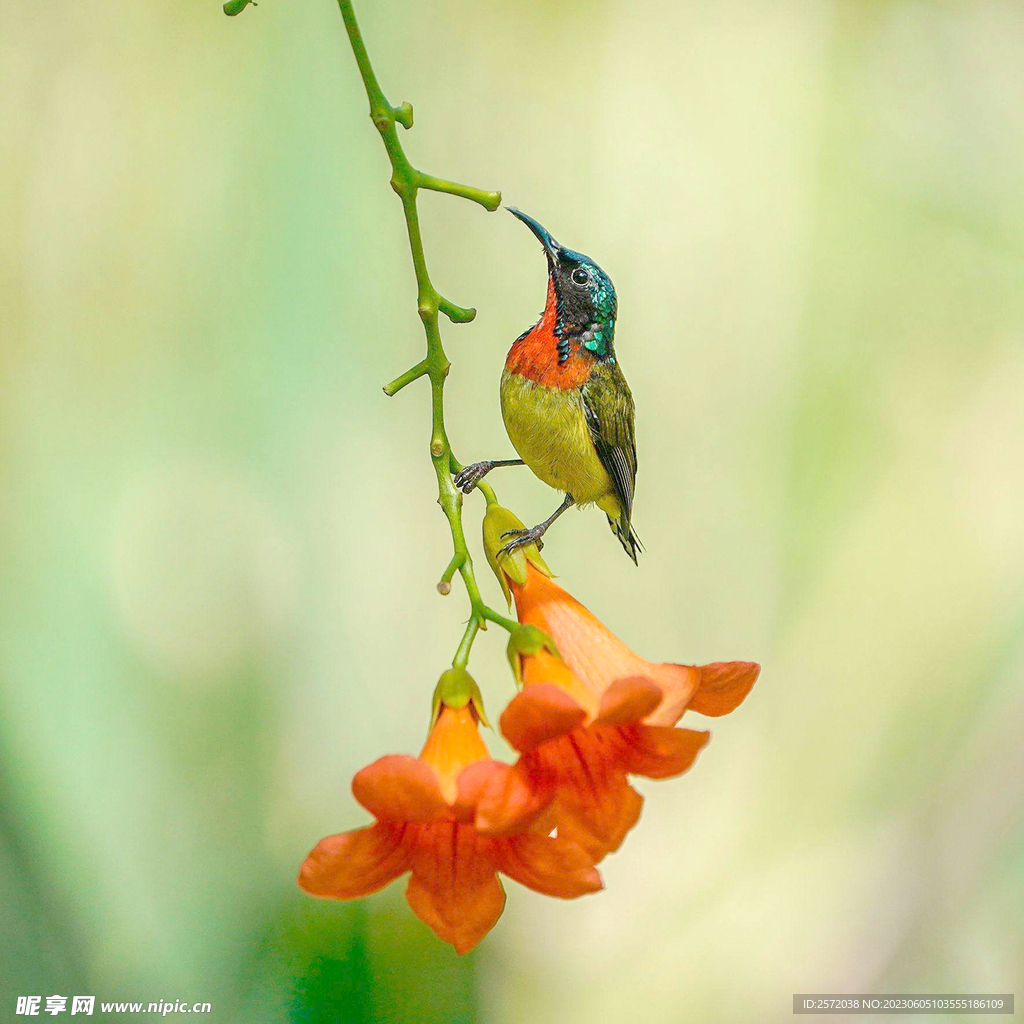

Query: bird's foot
left=497, top=524, right=546, bottom=559
left=453, top=461, right=493, bottom=494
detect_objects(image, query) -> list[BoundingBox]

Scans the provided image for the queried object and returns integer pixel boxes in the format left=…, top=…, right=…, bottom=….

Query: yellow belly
left=500, top=370, right=615, bottom=508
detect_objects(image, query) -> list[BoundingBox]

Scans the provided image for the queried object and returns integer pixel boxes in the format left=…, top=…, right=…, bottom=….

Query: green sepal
left=223, top=0, right=256, bottom=15
left=482, top=505, right=552, bottom=608
left=505, top=624, right=559, bottom=687
left=431, top=667, right=490, bottom=728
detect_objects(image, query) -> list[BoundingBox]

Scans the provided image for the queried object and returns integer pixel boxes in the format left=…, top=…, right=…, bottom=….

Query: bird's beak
left=507, top=207, right=561, bottom=262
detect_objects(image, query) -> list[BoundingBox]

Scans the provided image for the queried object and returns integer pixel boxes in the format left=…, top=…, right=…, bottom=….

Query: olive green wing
left=580, top=362, right=637, bottom=527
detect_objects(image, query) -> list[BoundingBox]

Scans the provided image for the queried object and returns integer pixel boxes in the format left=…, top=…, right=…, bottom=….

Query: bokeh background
left=3, top=0, right=1023, bottom=1020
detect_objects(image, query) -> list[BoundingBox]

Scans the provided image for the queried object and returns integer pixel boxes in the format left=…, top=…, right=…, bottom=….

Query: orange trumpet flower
left=477, top=507, right=760, bottom=861
left=298, top=700, right=602, bottom=954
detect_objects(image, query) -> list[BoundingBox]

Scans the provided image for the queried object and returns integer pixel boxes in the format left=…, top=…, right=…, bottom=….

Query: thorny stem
left=334, top=0, right=511, bottom=672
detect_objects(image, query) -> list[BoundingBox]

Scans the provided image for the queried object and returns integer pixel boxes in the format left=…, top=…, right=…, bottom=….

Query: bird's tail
left=606, top=513, right=643, bottom=565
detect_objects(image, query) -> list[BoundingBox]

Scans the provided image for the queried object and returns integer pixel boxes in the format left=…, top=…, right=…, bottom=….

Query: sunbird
left=455, top=208, right=640, bottom=563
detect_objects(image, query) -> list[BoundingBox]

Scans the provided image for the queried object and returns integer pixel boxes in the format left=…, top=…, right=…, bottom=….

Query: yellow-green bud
left=482, top=505, right=552, bottom=608
left=431, top=667, right=490, bottom=728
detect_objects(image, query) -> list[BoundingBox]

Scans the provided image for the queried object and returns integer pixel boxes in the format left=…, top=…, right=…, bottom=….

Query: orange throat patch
left=505, top=279, right=592, bottom=390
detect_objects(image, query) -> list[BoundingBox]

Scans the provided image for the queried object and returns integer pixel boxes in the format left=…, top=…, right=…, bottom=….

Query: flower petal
left=596, top=677, right=662, bottom=725
left=499, top=684, right=586, bottom=752
left=643, top=664, right=703, bottom=726
left=449, top=758, right=505, bottom=822
left=298, top=823, right=410, bottom=899
left=405, top=823, right=506, bottom=954
left=522, top=729, right=644, bottom=862
left=453, top=757, right=551, bottom=833
left=472, top=760, right=553, bottom=836
left=554, top=778, right=644, bottom=863
left=689, top=661, right=760, bottom=717
left=494, top=832, right=602, bottom=898
left=617, top=725, right=710, bottom=779
left=352, top=755, right=449, bottom=822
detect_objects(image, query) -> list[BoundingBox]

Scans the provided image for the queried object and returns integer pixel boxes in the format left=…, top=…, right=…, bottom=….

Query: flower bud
left=482, top=505, right=552, bottom=607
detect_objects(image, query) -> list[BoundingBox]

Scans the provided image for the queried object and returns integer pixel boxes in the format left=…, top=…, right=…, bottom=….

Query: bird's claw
left=497, top=526, right=545, bottom=559
left=453, top=461, right=491, bottom=494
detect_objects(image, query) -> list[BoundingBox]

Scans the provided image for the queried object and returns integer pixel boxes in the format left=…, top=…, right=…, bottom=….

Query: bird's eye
left=571, top=268, right=590, bottom=286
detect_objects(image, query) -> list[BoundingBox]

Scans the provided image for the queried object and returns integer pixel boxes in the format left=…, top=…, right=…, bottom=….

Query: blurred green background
left=3, top=0, right=1023, bottom=1020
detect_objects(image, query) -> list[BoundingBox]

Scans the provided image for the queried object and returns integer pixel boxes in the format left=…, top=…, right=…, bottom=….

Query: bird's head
left=508, top=207, right=617, bottom=358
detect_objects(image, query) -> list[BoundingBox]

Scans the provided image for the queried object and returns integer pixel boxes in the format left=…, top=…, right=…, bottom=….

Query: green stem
left=382, top=360, right=428, bottom=397
left=481, top=606, right=520, bottom=633
left=452, top=614, right=482, bottom=670
left=334, top=0, right=513, bottom=673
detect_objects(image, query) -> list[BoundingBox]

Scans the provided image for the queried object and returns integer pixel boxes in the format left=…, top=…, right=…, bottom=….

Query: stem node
left=391, top=176, right=416, bottom=200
